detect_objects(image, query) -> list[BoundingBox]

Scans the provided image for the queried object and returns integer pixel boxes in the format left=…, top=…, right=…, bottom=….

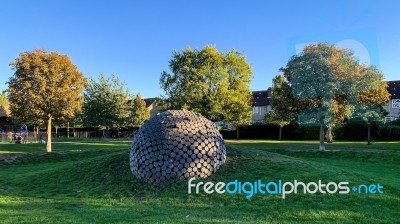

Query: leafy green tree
left=264, top=112, right=290, bottom=140
left=288, top=44, right=344, bottom=149
left=127, top=93, right=150, bottom=127
left=82, top=74, right=130, bottom=130
left=265, top=75, right=298, bottom=140
left=275, top=68, right=388, bottom=144
left=349, top=66, right=390, bottom=144
left=282, top=43, right=388, bottom=149
left=7, top=49, right=87, bottom=152
left=160, top=45, right=253, bottom=125
left=0, top=92, right=10, bottom=117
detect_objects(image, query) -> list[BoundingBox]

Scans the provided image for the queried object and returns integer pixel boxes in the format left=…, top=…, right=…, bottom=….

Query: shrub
left=378, top=125, right=400, bottom=140
left=298, top=126, right=320, bottom=140
left=333, top=125, right=345, bottom=140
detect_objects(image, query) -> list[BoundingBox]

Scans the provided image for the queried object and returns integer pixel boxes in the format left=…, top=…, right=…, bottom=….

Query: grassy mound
left=0, top=140, right=399, bottom=223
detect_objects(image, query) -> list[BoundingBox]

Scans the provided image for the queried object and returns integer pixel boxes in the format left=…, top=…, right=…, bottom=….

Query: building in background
left=0, top=108, right=8, bottom=118
left=144, top=98, right=161, bottom=118
left=384, top=80, right=400, bottom=123
left=251, top=88, right=273, bottom=124
left=0, top=103, right=11, bottom=128
left=126, top=97, right=160, bottom=118
left=250, top=80, right=400, bottom=125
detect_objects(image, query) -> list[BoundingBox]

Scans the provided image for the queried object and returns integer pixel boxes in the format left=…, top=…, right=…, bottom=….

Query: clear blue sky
left=1, top=0, right=399, bottom=98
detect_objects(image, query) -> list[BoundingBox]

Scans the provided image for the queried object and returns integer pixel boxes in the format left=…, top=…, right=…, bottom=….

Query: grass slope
left=0, top=140, right=399, bottom=223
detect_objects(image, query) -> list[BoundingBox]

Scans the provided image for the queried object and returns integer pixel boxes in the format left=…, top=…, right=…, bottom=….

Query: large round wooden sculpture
left=129, top=110, right=226, bottom=185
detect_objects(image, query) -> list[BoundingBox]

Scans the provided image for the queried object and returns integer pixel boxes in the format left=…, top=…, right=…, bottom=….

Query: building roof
left=126, top=98, right=158, bottom=108
left=0, top=106, right=10, bottom=118
left=0, top=111, right=6, bottom=117
left=388, top=80, right=400, bottom=99
left=252, top=90, right=270, bottom=106
left=144, top=98, right=157, bottom=107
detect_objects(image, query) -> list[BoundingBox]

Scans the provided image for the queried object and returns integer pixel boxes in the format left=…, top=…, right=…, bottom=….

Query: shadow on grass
left=0, top=141, right=399, bottom=223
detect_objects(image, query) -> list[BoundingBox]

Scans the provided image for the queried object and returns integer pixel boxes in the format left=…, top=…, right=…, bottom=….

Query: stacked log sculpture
left=129, top=110, right=226, bottom=185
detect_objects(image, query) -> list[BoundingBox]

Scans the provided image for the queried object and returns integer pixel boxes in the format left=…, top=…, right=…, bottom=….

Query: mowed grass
left=0, top=140, right=399, bottom=223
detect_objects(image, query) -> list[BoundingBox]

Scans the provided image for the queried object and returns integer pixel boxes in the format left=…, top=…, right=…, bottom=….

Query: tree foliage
left=276, top=43, right=389, bottom=149
left=127, top=93, right=150, bottom=127
left=7, top=49, right=87, bottom=152
left=82, top=74, right=130, bottom=129
left=264, top=111, right=290, bottom=140
left=270, top=75, right=300, bottom=121
left=160, top=45, right=253, bottom=124
left=0, top=92, right=10, bottom=117
left=266, top=75, right=297, bottom=140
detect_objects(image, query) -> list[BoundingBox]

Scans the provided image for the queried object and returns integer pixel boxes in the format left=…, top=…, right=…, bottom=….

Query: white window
left=392, top=99, right=400, bottom=108
left=253, top=107, right=259, bottom=114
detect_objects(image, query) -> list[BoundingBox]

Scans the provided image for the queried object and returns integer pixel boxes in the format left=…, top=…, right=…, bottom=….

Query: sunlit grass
left=0, top=140, right=399, bottom=223
left=0, top=141, right=131, bottom=154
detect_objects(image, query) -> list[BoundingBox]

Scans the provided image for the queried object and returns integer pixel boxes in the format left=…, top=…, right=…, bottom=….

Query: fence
left=0, top=131, right=38, bottom=143
left=1, top=123, right=397, bottom=143
left=0, top=128, right=140, bottom=143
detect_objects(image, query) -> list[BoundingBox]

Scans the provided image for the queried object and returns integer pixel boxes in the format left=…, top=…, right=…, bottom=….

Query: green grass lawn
left=0, top=140, right=399, bottom=223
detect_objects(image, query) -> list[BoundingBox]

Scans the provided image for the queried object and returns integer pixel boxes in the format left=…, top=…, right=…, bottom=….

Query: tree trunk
left=35, top=127, right=39, bottom=142
left=367, top=124, right=372, bottom=145
left=279, top=126, right=282, bottom=141
left=33, top=126, right=37, bottom=140
left=326, top=125, right=333, bottom=143
left=46, top=117, right=52, bottom=153
left=236, top=125, right=240, bottom=139
left=319, top=124, right=325, bottom=150
left=67, top=122, right=70, bottom=139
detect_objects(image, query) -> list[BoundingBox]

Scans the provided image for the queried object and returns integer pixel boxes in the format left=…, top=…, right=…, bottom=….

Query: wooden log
left=129, top=110, right=226, bottom=186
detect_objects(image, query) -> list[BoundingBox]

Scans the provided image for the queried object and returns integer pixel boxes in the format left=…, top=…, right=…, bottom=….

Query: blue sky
left=1, top=0, right=399, bottom=98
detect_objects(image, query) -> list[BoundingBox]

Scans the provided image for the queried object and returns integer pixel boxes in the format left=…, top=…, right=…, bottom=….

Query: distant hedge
left=377, top=122, right=400, bottom=140
left=219, top=122, right=396, bottom=141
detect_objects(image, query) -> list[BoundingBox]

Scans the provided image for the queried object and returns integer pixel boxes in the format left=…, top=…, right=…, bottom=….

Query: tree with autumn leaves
left=0, top=92, right=10, bottom=117
left=5, top=45, right=390, bottom=151
left=7, top=49, right=87, bottom=152
left=273, top=43, right=389, bottom=149
left=7, top=50, right=149, bottom=152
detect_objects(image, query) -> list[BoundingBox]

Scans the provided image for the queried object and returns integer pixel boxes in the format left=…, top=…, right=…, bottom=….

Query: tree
left=127, top=93, right=150, bottom=127
left=266, top=75, right=298, bottom=140
left=350, top=66, right=390, bottom=144
left=282, top=43, right=388, bottom=149
left=275, top=68, right=386, bottom=144
left=264, top=112, right=290, bottom=140
left=7, top=49, right=87, bottom=152
left=82, top=74, right=130, bottom=130
left=160, top=45, right=253, bottom=125
left=0, top=92, right=10, bottom=117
